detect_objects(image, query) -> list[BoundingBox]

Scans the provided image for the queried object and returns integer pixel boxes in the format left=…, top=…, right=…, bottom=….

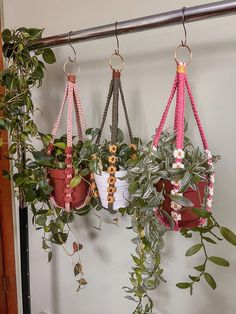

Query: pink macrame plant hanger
left=47, top=74, right=89, bottom=212
left=152, top=63, right=215, bottom=231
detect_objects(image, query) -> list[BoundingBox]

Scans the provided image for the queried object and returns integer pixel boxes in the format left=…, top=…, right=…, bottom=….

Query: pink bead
left=65, top=157, right=72, bottom=164
left=64, top=178, right=71, bottom=184
left=47, top=143, right=53, bottom=155
left=64, top=196, right=73, bottom=203
left=65, top=168, right=73, bottom=175
left=64, top=187, right=73, bottom=194
left=65, top=147, right=73, bottom=154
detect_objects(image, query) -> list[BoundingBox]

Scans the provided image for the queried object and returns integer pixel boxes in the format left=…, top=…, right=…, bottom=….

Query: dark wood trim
left=0, top=228, right=7, bottom=314
left=0, top=28, right=18, bottom=314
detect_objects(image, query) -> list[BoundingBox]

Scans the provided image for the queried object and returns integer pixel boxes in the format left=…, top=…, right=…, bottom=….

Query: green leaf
left=42, top=239, right=50, bottom=250
left=36, top=215, right=47, bottom=226
left=42, top=48, right=56, bottom=64
left=79, top=168, right=90, bottom=177
left=143, top=278, right=157, bottom=290
left=132, top=255, right=141, bottom=265
left=202, top=236, right=216, bottom=244
left=204, top=272, right=217, bottom=290
left=178, top=172, right=192, bottom=193
left=70, top=176, right=81, bottom=188
left=168, top=194, right=194, bottom=207
left=75, top=205, right=91, bottom=216
left=176, top=282, right=191, bottom=289
left=52, top=232, right=68, bottom=244
left=2, top=29, right=11, bottom=43
left=129, top=181, right=139, bottom=194
left=208, top=256, right=230, bottom=267
left=74, top=263, right=82, bottom=276
left=219, top=226, right=236, bottom=246
left=78, top=278, right=87, bottom=286
left=185, top=244, right=203, bottom=257
left=48, top=251, right=53, bottom=262
left=53, top=142, right=66, bottom=149
left=194, top=264, right=205, bottom=272
left=192, top=207, right=212, bottom=218
left=39, top=179, right=53, bottom=195
left=9, top=143, right=17, bottom=154
left=28, top=28, right=44, bottom=38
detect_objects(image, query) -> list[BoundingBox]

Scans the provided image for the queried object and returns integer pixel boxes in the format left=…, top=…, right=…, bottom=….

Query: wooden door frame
left=0, top=17, right=18, bottom=314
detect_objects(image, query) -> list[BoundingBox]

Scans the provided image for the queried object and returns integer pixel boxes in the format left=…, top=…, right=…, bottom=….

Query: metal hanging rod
left=30, top=0, right=236, bottom=49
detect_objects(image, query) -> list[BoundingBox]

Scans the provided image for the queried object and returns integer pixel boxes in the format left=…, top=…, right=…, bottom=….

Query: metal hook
left=181, top=7, right=187, bottom=46
left=114, top=21, right=120, bottom=54
left=68, top=31, right=77, bottom=62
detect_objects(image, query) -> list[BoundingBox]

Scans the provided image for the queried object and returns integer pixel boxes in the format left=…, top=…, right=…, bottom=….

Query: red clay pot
left=156, top=180, right=207, bottom=228
left=48, top=168, right=89, bottom=209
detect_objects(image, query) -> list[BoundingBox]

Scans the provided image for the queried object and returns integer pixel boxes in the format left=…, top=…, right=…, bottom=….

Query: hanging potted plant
left=123, top=48, right=236, bottom=313
left=44, top=69, right=90, bottom=211
left=88, top=52, right=140, bottom=212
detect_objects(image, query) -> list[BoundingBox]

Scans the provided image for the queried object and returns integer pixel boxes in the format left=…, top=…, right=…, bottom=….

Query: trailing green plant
left=0, top=28, right=92, bottom=290
left=123, top=127, right=236, bottom=313
left=0, top=27, right=56, bottom=196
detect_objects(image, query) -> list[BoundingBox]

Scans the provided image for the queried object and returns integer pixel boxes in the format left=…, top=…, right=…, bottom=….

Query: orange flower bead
left=129, top=143, right=137, bottom=150
left=107, top=195, right=115, bottom=203
left=108, top=155, right=117, bottom=164
left=108, top=166, right=116, bottom=174
left=107, top=186, right=116, bottom=194
left=131, top=153, right=137, bottom=160
left=108, top=176, right=116, bottom=185
left=109, top=145, right=117, bottom=154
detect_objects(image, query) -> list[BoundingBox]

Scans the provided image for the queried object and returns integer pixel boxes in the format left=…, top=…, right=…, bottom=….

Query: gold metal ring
left=63, top=58, right=80, bottom=75
left=174, top=44, right=192, bottom=66
left=109, top=52, right=124, bottom=72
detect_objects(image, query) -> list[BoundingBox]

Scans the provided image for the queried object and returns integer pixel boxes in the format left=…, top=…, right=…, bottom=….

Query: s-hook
left=68, top=31, right=77, bottom=62
left=63, top=31, right=80, bottom=75
left=174, top=7, right=192, bottom=66
left=181, top=7, right=187, bottom=46
left=109, top=21, right=124, bottom=72
left=115, top=21, right=120, bottom=54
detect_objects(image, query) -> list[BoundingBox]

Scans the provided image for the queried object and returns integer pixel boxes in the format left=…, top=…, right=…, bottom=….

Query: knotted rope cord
left=96, top=78, right=114, bottom=144
left=118, top=80, right=134, bottom=143
left=152, top=73, right=178, bottom=148
left=111, top=76, right=119, bottom=144
left=153, top=63, right=214, bottom=230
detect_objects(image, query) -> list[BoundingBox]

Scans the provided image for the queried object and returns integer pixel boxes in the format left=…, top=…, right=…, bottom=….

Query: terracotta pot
left=94, top=170, right=129, bottom=210
left=48, top=168, right=89, bottom=209
left=156, top=180, right=207, bottom=228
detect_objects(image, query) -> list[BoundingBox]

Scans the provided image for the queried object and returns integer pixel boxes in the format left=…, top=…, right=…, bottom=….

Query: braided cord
left=73, top=82, right=87, bottom=141
left=152, top=73, right=178, bottom=148
left=118, top=80, right=134, bottom=143
left=175, top=71, right=185, bottom=151
left=96, top=78, right=114, bottom=144
left=111, top=77, right=119, bottom=144
left=185, top=76, right=209, bottom=150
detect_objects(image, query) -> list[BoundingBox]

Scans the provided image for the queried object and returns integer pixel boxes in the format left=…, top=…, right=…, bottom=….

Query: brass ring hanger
left=174, top=7, right=192, bottom=65
left=63, top=31, right=80, bottom=75
left=109, top=21, right=125, bottom=72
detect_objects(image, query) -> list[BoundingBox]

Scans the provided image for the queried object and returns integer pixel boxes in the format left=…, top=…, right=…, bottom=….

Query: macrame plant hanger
left=47, top=42, right=89, bottom=212
left=91, top=30, right=134, bottom=212
left=152, top=41, right=215, bottom=230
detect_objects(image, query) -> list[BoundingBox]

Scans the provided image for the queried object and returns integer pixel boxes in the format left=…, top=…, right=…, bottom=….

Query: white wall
left=3, top=1, right=236, bottom=314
